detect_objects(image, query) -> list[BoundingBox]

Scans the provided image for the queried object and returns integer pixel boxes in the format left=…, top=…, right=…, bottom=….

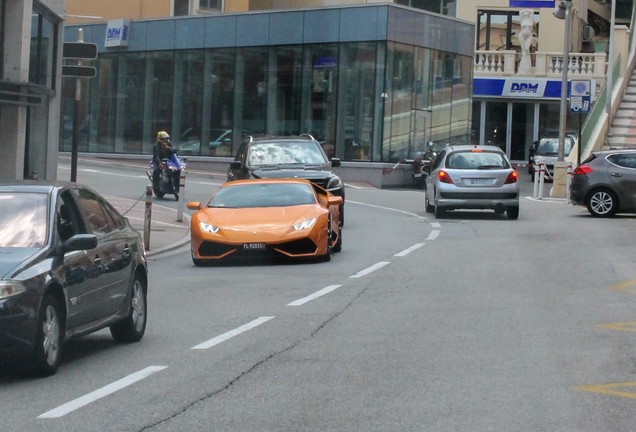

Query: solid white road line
left=288, top=285, right=342, bottom=306
left=394, top=243, right=425, bottom=257
left=191, top=316, right=275, bottom=350
left=38, top=366, right=167, bottom=419
left=350, top=261, right=391, bottom=279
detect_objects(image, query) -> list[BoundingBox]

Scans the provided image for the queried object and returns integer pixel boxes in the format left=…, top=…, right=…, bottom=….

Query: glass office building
left=62, top=4, right=473, bottom=163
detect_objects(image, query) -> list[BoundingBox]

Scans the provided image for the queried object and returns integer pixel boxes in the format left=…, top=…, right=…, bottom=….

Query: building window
left=394, top=0, right=454, bottom=15
left=199, top=0, right=222, bottom=11
left=29, top=4, right=58, bottom=88
left=476, top=9, right=539, bottom=53
left=174, top=0, right=189, bottom=16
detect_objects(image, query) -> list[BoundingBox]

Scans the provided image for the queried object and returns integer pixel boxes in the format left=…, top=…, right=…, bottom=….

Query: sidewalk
left=106, top=195, right=190, bottom=258
left=63, top=155, right=193, bottom=258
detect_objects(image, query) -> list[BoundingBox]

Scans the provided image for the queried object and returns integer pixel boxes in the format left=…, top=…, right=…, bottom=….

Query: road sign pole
left=70, top=78, right=81, bottom=183
left=70, top=29, right=84, bottom=183
left=577, top=111, right=582, bottom=166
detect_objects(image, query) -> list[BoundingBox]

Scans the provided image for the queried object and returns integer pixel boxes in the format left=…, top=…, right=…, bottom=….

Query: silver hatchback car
left=570, top=149, right=636, bottom=217
left=424, top=145, right=520, bottom=219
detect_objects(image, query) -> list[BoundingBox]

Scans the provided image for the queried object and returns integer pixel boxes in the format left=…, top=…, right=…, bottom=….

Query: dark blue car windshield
left=0, top=192, right=48, bottom=248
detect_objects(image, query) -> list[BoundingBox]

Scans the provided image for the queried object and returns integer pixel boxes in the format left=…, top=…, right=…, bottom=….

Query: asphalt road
left=2, top=162, right=636, bottom=431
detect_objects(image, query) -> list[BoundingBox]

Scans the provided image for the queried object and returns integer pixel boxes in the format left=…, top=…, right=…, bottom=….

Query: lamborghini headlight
left=0, top=281, right=26, bottom=299
left=199, top=221, right=220, bottom=234
left=293, top=218, right=317, bottom=231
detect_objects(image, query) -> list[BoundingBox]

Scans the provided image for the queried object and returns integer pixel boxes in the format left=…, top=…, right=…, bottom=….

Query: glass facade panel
left=271, top=45, right=303, bottom=136
left=341, top=42, right=376, bottom=161
left=121, top=52, right=147, bottom=153
left=173, top=50, right=204, bottom=155
left=148, top=52, right=175, bottom=146
left=205, top=48, right=236, bottom=156
left=304, top=44, right=339, bottom=158
left=449, top=54, right=472, bottom=145
left=429, top=50, right=454, bottom=147
left=60, top=14, right=473, bottom=163
left=240, top=47, right=267, bottom=135
left=384, top=43, right=415, bottom=162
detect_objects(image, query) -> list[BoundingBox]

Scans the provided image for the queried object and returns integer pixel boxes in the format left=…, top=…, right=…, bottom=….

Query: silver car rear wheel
left=434, top=193, right=445, bottom=218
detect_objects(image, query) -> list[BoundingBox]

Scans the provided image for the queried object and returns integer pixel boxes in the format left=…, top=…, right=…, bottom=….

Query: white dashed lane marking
left=191, top=316, right=275, bottom=350
left=288, top=285, right=343, bottom=306
left=38, top=366, right=167, bottom=418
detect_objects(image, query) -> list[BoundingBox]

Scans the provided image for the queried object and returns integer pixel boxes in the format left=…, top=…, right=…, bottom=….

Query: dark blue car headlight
left=327, top=176, right=342, bottom=190
left=0, top=280, right=26, bottom=300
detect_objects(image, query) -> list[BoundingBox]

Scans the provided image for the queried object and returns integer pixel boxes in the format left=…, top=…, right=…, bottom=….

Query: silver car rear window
left=446, top=151, right=509, bottom=170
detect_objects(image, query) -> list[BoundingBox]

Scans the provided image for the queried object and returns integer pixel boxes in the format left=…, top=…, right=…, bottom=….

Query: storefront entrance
left=474, top=99, right=539, bottom=163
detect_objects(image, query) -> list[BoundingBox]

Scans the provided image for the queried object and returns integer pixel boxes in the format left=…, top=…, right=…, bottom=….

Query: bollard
left=566, top=161, right=573, bottom=202
left=177, top=170, right=186, bottom=222
left=533, top=162, right=539, bottom=198
left=144, top=185, right=152, bottom=251
left=537, top=162, right=545, bottom=200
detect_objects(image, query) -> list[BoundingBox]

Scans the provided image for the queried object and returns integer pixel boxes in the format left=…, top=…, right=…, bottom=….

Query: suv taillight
left=437, top=170, right=454, bottom=184
left=573, top=165, right=593, bottom=175
left=504, top=170, right=518, bottom=184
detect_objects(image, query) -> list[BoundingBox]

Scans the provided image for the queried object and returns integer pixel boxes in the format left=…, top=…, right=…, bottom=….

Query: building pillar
left=0, top=0, right=31, bottom=180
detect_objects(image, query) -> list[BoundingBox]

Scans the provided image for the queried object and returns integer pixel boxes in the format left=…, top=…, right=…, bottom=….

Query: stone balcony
left=474, top=50, right=607, bottom=84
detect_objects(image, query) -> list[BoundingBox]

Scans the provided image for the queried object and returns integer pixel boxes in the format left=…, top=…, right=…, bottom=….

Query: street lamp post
left=555, top=0, right=572, bottom=162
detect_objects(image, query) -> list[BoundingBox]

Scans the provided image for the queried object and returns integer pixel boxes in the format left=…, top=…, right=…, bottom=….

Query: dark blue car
left=0, top=182, right=148, bottom=376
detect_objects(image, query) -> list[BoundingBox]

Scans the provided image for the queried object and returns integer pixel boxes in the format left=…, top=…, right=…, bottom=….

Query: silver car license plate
left=468, top=178, right=491, bottom=185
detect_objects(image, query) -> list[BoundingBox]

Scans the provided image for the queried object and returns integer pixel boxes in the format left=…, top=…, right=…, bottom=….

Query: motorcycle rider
left=152, top=131, right=176, bottom=187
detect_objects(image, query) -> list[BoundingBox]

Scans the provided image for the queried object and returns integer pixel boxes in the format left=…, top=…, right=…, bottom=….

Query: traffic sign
left=62, top=65, right=97, bottom=78
left=63, top=42, right=97, bottom=60
left=570, top=79, right=591, bottom=113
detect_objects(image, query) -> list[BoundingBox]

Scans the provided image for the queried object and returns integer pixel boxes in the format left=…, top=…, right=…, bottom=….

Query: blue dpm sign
left=570, top=79, right=591, bottom=113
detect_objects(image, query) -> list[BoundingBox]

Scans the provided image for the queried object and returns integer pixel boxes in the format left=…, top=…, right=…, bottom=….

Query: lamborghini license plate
left=243, top=243, right=266, bottom=250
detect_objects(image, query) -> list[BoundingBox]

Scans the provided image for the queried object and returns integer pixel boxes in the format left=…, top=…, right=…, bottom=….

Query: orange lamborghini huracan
left=186, top=178, right=343, bottom=265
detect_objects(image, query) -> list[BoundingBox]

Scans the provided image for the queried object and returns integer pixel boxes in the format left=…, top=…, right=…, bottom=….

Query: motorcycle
left=146, top=153, right=186, bottom=200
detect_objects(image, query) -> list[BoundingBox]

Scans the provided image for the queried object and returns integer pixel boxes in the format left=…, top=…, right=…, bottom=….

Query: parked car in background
left=528, top=134, right=576, bottom=181
left=570, top=149, right=636, bottom=217
left=0, top=182, right=148, bottom=376
left=424, top=145, right=520, bottom=219
left=227, top=134, right=345, bottom=226
left=177, top=128, right=252, bottom=156
left=187, top=178, right=342, bottom=265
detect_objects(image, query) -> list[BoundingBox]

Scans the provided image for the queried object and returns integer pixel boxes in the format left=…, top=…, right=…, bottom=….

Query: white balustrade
left=476, top=50, right=607, bottom=82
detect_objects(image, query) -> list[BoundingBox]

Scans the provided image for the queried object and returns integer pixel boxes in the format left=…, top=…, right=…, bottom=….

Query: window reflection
left=0, top=193, right=48, bottom=248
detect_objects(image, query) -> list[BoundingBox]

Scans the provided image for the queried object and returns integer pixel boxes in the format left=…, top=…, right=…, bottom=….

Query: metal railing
left=579, top=54, right=622, bottom=156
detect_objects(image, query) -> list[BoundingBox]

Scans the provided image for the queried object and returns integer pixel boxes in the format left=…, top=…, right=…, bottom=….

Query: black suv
left=227, top=135, right=345, bottom=225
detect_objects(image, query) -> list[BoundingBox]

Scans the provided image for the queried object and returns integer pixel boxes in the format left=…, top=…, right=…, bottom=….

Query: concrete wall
left=65, top=0, right=171, bottom=24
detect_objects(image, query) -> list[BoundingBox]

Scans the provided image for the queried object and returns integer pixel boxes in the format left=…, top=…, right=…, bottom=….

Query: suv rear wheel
left=586, top=188, right=618, bottom=217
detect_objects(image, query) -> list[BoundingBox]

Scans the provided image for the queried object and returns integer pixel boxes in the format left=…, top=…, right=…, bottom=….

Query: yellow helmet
left=157, top=131, right=171, bottom=142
